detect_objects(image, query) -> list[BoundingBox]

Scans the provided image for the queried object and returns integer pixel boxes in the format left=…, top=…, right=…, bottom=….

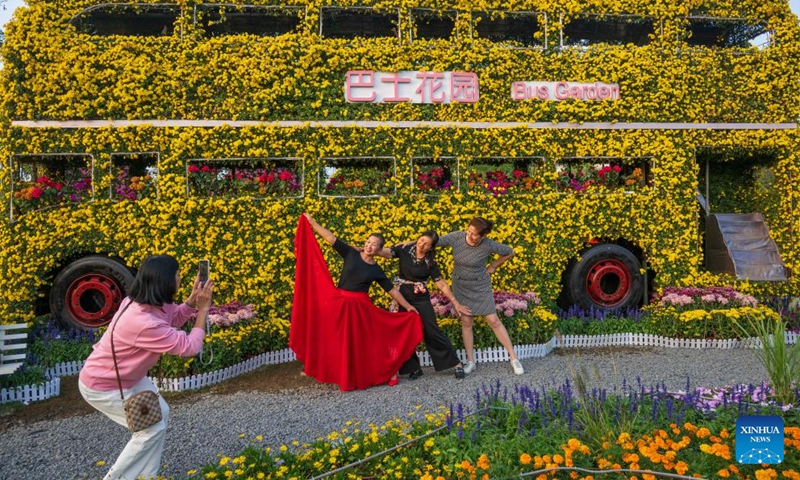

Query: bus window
left=11, top=154, right=94, bottom=221
left=467, top=157, right=548, bottom=196
left=69, top=4, right=181, bottom=37
left=187, top=158, right=303, bottom=199
left=110, top=152, right=159, bottom=202
left=409, top=9, right=457, bottom=41
left=411, top=156, right=459, bottom=195
left=472, top=11, right=544, bottom=48
left=320, top=7, right=400, bottom=39
left=555, top=157, right=652, bottom=194
left=195, top=4, right=303, bottom=38
left=318, top=157, right=396, bottom=198
left=686, top=17, right=770, bottom=48
left=561, top=14, right=655, bottom=48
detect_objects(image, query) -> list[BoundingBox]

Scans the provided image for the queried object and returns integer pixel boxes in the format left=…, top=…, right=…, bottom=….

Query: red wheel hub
left=585, top=259, right=631, bottom=307
left=66, top=274, right=124, bottom=328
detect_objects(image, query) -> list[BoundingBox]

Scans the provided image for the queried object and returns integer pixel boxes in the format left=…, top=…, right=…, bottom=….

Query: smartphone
left=198, top=259, right=210, bottom=286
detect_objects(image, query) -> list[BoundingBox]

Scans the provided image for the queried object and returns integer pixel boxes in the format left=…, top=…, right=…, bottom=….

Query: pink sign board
left=345, top=70, right=479, bottom=104
left=512, top=81, right=620, bottom=101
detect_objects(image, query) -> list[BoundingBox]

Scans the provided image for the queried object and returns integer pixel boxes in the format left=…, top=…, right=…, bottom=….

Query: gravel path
left=0, top=347, right=767, bottom=480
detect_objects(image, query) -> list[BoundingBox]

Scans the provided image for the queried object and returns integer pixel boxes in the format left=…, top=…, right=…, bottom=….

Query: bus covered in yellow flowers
left=1, top=0, right=798, bottom=329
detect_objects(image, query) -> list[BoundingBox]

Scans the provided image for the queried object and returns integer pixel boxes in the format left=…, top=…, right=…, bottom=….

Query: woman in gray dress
left=438, top=217, right=524, bottom=375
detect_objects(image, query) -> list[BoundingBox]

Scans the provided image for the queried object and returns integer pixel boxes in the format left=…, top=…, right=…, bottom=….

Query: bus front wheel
left=564, top=244, right=643, bottom=310
left=49, top=256, right=135, bottom=330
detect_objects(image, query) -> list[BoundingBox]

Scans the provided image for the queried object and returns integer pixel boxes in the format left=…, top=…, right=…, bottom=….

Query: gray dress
left=438, top=231, right=514, bottom=316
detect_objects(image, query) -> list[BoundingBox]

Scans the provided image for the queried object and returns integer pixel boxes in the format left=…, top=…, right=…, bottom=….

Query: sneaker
left=511, top=359, right=524, bottom=375
left=408, top=369, right=423, bottom=380
left=462, top=361, right=476, bottom=374
left=454, top=366, right=465, bottom=380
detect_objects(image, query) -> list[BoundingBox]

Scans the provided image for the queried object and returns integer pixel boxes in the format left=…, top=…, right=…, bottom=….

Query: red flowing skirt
left=290, top=216, right=423, bottom=391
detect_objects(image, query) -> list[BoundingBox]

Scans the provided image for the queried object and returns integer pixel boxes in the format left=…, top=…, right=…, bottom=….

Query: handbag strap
left=109, top=300, right=133, bottom=401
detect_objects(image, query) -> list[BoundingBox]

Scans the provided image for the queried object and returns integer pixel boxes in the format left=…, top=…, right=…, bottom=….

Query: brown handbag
left=110, top=301, right=163, bottom=432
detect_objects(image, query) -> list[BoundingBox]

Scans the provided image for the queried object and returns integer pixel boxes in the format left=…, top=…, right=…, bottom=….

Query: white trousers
left=79, top=377, right=170, bottom=480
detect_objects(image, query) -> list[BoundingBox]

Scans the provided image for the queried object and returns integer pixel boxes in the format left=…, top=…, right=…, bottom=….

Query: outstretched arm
left=388, top=287, right=419, bottom=314
left=303, top=213, right=337, bottom=246
left=434, top=278, right=471, bottom=317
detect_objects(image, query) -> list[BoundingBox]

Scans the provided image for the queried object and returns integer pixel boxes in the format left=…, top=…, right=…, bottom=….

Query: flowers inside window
left=556, top=158, right=650, bottom=193
left=467, top=157, right=547, bottom=196
left=412, top=157, right=458, bottom=193
left=319, top=157, right=395, bottom=197
left=188, top=158, right=302, bottom=198
left=11, top=155, right=93, bottom=217
left=111, top=153, right=158, bottom=201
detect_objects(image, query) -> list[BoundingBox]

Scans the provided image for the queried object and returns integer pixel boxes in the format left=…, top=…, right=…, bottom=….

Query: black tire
left=49, top=256, right=135, bottom=330
left=564, top=244, right=643, bottom=310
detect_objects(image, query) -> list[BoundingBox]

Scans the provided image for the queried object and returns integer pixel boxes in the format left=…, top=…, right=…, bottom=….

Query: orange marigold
left=717, top=469, right=730, bottom=478
left=675, top=461, right=689, bottom=475
left=520, top=453, right=532, bottom=465
left=754, top=469, right=777, bottom=480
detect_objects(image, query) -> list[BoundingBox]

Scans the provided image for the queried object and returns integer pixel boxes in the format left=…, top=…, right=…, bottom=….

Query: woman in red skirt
left=290, top=213, right=422, bottom=391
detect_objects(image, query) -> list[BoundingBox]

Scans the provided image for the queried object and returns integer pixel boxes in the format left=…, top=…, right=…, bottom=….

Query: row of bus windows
left=9, top=154, right=654, bottom=218
left=68, top=5, right=770, bottom=49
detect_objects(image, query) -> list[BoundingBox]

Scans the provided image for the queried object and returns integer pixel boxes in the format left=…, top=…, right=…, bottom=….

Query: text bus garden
left=1, top=0, right=798, bottom=329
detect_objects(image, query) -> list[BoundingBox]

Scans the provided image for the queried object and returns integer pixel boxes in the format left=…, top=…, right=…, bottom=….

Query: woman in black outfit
left=379, top=231, right=472, bottom=379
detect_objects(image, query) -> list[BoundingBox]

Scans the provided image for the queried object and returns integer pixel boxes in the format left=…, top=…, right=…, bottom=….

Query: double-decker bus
left=1, top=0, right=798, bottom=329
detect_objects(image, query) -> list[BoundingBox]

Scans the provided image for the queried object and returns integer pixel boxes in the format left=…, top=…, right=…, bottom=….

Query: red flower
left=30, top=187, right=43, bottom=199
left=278, top=170, right=293, bottom=181
left=189, top=165, right=200, bottom=173
left=200, top=165, right=211, bottom=172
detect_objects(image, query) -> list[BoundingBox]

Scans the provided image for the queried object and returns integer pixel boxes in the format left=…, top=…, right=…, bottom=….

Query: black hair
left=128, top=255, right=179, bottom=307
left=468, top=217, right=493, bottom=236
left=368, top=233, right=386, bottom=248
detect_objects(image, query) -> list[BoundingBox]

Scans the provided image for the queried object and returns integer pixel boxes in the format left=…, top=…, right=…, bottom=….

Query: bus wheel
left=49, top=256, right=135, bottom=330
left=565, top=244, right=643, bottom=310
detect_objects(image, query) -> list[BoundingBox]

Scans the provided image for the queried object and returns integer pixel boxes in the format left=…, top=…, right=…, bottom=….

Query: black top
left=390, top=243, right=443, bottom=283
left=333, top=238, right=393, bottom=293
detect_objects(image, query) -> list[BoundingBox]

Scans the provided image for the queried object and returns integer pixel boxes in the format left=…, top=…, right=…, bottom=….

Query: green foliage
left=0, top=364, right=47, bottom=390
left=732, top=316, right=800, bottom=405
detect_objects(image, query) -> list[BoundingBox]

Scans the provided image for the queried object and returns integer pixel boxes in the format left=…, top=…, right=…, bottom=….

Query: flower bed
left=189, top=379, right=800, bottom=479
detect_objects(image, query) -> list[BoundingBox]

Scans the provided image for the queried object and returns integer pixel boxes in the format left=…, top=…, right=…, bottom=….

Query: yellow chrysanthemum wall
left=0, top=0, right=798, bottom=323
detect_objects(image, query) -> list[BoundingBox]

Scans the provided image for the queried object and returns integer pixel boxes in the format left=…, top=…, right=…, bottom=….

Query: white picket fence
left=0, top=376, right=61, bottom=404
left=154, top=348, right=297, bottom=392
left=2, top=330, right=797, bottom=404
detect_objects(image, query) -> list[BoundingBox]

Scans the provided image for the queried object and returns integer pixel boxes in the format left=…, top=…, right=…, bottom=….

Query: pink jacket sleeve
left=135, top=320, right=205, bottom=357
left=166, top=302, right=198, bottom=328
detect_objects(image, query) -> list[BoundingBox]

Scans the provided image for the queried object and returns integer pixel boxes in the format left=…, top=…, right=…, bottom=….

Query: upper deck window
left=320, top=6, right=399, bottom=39
left=410, top=9, right=456, bottom=41
left=195, top=4, right=303, bottom=37
left=472, top=11, right=544, bottom=48
left=69, top=3, right=180, bottom=37
left=686, top=16, right=769, bottom=48
left=561, top=14, right=655, bottom=48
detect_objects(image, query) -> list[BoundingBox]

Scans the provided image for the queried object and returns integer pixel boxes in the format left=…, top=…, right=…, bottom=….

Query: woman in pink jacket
left=79, top=255, right=214, bottom=480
